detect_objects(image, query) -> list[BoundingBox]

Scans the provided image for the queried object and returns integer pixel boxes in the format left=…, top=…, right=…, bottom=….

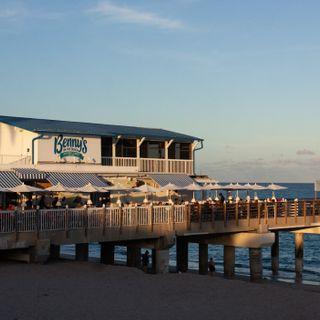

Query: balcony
left=101, top=157, right=194, bottom=174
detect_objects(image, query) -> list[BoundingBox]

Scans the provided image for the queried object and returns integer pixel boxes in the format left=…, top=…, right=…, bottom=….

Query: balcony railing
left=101, top=157, right=194, bottom=174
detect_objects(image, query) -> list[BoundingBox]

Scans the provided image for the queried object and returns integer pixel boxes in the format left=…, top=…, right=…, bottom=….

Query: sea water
left=62, top=183, right=320, bottom=285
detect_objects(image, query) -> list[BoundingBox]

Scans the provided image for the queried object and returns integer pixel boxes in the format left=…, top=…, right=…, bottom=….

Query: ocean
left=62, top=183, right=320, bottom=285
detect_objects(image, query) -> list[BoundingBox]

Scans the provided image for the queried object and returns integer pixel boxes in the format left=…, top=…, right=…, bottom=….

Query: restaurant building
left=0, top=115, right=203, bottom=191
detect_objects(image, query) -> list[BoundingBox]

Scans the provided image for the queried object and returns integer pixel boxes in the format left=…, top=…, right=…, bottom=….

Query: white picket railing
left=153, top=206, right=170, bottom=224
left=100, top=156, right=193, bottom=174
left=39, top=209, right=66, bottom=231
left=0, top=204, right=188, bottom=233
left=0, top=211, right=15, bottom=233
left=16, top=210, right=37, bottom=232
left=173, top=205, right=185, bottom=223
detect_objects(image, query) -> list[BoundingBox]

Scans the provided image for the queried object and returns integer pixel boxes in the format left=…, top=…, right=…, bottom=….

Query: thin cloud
left=87, top=1, right=184, bottom=30
left=296, top=149, right=315, bottom=156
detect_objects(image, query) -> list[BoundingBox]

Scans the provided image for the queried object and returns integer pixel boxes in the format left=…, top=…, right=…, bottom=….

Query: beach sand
left=1, top=260, right=320, bottom=320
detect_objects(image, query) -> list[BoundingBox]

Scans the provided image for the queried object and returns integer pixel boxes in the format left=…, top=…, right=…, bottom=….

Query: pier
left=1, top=199, right=320, bottom=281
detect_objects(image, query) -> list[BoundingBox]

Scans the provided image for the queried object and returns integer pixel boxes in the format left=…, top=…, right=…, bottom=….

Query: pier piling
left=223, top=246, right=235, bottom=278
left=152, top=248, right=170, bottom=274
left=176, top=237, right=188, bottom=273
left=271, top=232, right=279, bottom=275
left=295, top=233, right=304, bottom=282
left=127, top=246, right=141, bottom=268
left=100, top=242, right=115, bottom=265
left=199, top=243, right=208, bottom=275
left=50, top=244, right=60, bottom=260
left=249, top=248, right=263, bottom=282
left=75, top=243, right=89, bottom=261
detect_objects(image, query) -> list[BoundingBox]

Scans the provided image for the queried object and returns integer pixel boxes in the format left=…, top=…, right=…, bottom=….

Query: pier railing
left=1, top=200, right=320, bottom=234
left=101, top=157, right=193, bottom=174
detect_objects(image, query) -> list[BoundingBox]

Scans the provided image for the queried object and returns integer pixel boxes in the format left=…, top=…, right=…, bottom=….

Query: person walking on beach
left=208, top=257, right=215, bottom=276
left=142, top=250, right=150, bottom=273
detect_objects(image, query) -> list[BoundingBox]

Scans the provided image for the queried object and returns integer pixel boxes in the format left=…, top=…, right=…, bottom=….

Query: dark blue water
left=62, top=183, right=320, bottom=285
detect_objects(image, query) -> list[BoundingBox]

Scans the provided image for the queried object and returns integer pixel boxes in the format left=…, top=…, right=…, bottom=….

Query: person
left=219, top=192, right=225, bottom=204
left=208, top=257, right=215, bottom=276
left=141, top=250, right=150, bottom=273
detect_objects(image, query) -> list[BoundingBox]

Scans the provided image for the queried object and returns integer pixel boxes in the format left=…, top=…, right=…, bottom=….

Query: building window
left=116, top=139, right=137, bottom=158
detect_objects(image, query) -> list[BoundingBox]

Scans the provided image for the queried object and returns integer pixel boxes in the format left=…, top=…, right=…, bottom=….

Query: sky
left=1, top=0, right=320, bottom=182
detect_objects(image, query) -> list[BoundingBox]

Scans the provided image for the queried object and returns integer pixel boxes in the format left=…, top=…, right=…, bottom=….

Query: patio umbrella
left=74, top=183, right=104, bottom=193
left=267, top=183, right=287, bottom=199
left=133, top=184, right=159, bottom=203
left=45, top=182, right=73, bottom=193
left=202, top=183, right=223, bottom=200
left=185, top=182, right=203, bottom=203
left=160, top=183, right=184, bottom=203
left=0, top=187, right=10, bottom=192
left=9, top=183, right=44, bottom=193
left=103, top=184, right=131, bottom=206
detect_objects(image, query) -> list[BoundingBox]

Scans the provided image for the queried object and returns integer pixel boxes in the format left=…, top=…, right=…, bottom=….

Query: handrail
left=1, top=200, right=320, bottom=234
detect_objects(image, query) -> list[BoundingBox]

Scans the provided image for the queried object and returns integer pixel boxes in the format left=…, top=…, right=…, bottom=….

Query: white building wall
left=0, top=123, right=36, bottom=164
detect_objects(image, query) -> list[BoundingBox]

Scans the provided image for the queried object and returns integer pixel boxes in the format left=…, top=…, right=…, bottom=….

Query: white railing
left=101, top=156, right=193, bottom=174
left=39, top=209, right=66, bottom=231
left=137, top=207, right=150, bottom=226
left=153, top=206, right=170, bottom=224
left=88, top=208, right=104, bottom=228
left=16, top=210, right=37, bottom=232
left=106, top=207, right=121, bottom=227
left=68, top=208, right=86, bottom=229
left=0, top=204, right=189, bottom=233
left=173, top=205, right=185, bottom=223
left=0, top=211, right=15, bottom=233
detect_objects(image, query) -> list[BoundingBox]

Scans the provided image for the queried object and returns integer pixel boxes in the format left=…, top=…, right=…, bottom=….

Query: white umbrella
left=202, top=183, right=223, bottom=201
left=103, top=184, right=132, bottom=206
left=10, top=183, right=44, bottom=193
left=267, top=183, right=287, bottom=199
left=133, top=184, right=159, bottom=203
left=222, top=183, right=236, bottom=190
left=45, top=183, right=73, bottom=193
left=160, top=183, right=184, bottom=203
left=0, top=187, right=10, bottom=192
left=185, top=182, right=203, bottom=202
left=74, top=183, right=104, bottom=193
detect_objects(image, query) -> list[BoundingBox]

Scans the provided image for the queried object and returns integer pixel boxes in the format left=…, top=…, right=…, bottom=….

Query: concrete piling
left=75, top=243, right=89, bottom=261
left=199, top=243, right=208, bottom=275
left=100, top=242, right=115, bottom=265
left=152, top=248, right=170, bottom=274
left=249, top=248, right=263, bottom=282
left=176, top=237, right=188, bottom=273
left=223, top=246, right=235, bottom=278
left=271, top=232, right=279, bottom=275
left=295, top=233, right=304, bottom=282
left=127, top=246, right=141, bottom=268
left=50, top=244, right=60, bottom=260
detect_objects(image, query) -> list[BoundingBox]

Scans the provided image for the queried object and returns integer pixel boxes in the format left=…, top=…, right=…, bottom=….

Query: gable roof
left=0, top=115, right=202, bottom=142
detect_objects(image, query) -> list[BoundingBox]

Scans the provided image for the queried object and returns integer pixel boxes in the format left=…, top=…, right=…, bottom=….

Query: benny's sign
left=54, top=135, right=88, bottom=160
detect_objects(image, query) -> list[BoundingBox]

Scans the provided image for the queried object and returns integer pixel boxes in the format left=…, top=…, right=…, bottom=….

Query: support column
left=176, top=237, right=188, bottom=272
left=199, top=243, right=208, bottom=275
left=50, top=244, right=60, bottom=260
left=30, top=239, right=50, bottom=263
left=127, top=246, right=141, bottom=268
left=271, top=232, right=279, bottom=276
left=224, top=246, right=235, bottom=278
left=295, top=233, right=304, bottom=282
left=152, top=248, right=170, bottom=274
left=100, top=242, right=115, bottom=265
left=75, top=243, right=89, bottom=261
left=249, top=248, right=263, bottom=282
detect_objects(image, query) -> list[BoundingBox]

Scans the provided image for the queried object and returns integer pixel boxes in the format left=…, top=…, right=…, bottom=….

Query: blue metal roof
left=0, top=115, right=202, bottom=142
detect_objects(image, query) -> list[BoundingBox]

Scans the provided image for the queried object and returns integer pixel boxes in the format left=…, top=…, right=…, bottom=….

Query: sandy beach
left=0, top=260, right=320, bottom=320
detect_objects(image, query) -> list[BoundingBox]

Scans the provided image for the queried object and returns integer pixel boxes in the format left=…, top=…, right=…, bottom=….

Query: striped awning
left=148, top=174, right=195, bottom=188
left=0, top=171, right=24, bottom=188
left=14, top=168, right=47, bottom=180
left=46, top=172, right=108, bottom=188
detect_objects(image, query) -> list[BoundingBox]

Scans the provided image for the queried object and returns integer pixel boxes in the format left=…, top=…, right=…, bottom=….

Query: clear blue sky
left=1, top=0, right=320, bottom=182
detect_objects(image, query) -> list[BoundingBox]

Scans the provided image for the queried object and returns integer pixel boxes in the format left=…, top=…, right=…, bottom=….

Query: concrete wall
left=0, top=123, right=36, bottom=163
